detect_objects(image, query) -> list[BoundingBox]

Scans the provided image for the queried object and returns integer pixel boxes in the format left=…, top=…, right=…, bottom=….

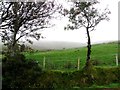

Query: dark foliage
left=31, top=66, right=120, bottom=88
left=2, top=53, right=42, bottom=88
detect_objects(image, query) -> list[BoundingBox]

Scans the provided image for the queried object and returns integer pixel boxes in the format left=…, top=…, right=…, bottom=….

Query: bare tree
left=0, top=0, right=60, bottom=53
left=65, top=1, right=111, bottom=67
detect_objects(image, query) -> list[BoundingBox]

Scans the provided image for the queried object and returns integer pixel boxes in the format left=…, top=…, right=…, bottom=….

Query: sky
left=37, top=0, right=119, bottom=44
left=0, top=0, right=119, bottom=47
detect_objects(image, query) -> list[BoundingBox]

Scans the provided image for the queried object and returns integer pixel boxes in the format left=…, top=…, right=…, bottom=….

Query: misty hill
left=0, top=40, right=117, bottom=51
left=0, top=41, right=86, bottom=51
left=28, top=40, right=117, bottom=50
left=28, top=41, right=86, bottom=50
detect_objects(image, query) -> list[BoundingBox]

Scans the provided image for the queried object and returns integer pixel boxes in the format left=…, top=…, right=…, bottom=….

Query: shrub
left=36, top=71, right=72, bottom=88
left=95, top=67, right=120, bottom=85
left=2, top=53, right=42, bottom=88
left=69, top=66, right=120, bottom=87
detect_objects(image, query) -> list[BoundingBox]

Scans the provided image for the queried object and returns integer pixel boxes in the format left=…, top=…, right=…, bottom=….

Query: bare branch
left=0, top=1, right=60, bottom=50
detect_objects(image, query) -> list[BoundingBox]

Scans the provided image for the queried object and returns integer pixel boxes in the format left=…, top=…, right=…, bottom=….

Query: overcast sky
left=0, top=0, right=119, bottom=46
left=36, top=0, right=119, bottom=44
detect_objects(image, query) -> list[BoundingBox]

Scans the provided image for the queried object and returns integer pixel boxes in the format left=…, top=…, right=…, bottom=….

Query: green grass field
left=25, top=42, right=118, bottom=70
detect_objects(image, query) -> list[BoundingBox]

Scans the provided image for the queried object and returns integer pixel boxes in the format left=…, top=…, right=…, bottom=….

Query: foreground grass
left=57, top=83, right=120, bottom=89
left=90, top=83, right=120, bottom=88
left=25, top=42, right=118, bottom=70
left=71, top=83, right=120, bottom=89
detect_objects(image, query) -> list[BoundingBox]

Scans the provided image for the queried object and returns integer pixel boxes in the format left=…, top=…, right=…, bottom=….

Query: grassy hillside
left=25, top=42, right=118, bottom=70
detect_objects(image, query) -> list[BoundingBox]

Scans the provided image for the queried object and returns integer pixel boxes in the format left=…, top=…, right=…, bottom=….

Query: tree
left=65, top=1, right=110, bottom=67
left=0, top=1, right=59, bottom=53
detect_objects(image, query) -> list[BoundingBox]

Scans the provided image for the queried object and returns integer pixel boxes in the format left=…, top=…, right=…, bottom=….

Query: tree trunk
left=86, top=27, right=91, bottom=67
left=11, top=2, right=19, bottom=53
left=12, top=33, right=17, bottom=53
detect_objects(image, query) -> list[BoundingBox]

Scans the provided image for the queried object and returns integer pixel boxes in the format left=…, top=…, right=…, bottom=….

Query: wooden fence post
left=116, top=54, right=118, bottom=66
left=43, top=56, right=46, bottom=70
left=77, top=58, right=80, bottom=70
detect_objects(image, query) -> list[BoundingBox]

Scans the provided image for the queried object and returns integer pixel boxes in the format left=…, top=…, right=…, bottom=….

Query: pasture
left=25, top=42, right=118, bottom=71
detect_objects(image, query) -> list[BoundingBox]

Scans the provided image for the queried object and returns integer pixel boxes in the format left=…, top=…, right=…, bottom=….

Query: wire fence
left=36, top=54, right=119, bottom=71
left=34, top=56, right=83, bottom=71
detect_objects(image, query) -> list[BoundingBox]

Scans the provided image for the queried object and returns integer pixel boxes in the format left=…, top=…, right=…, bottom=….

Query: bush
left=95, top=67, right=120, bottom=85
left=69, top=66, right=120, bottom=87
left=2, top=53, right=42, bottom=88
left=34, top=66, right=120, bottom=88
left=35, top=71, right=72, bottom=88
